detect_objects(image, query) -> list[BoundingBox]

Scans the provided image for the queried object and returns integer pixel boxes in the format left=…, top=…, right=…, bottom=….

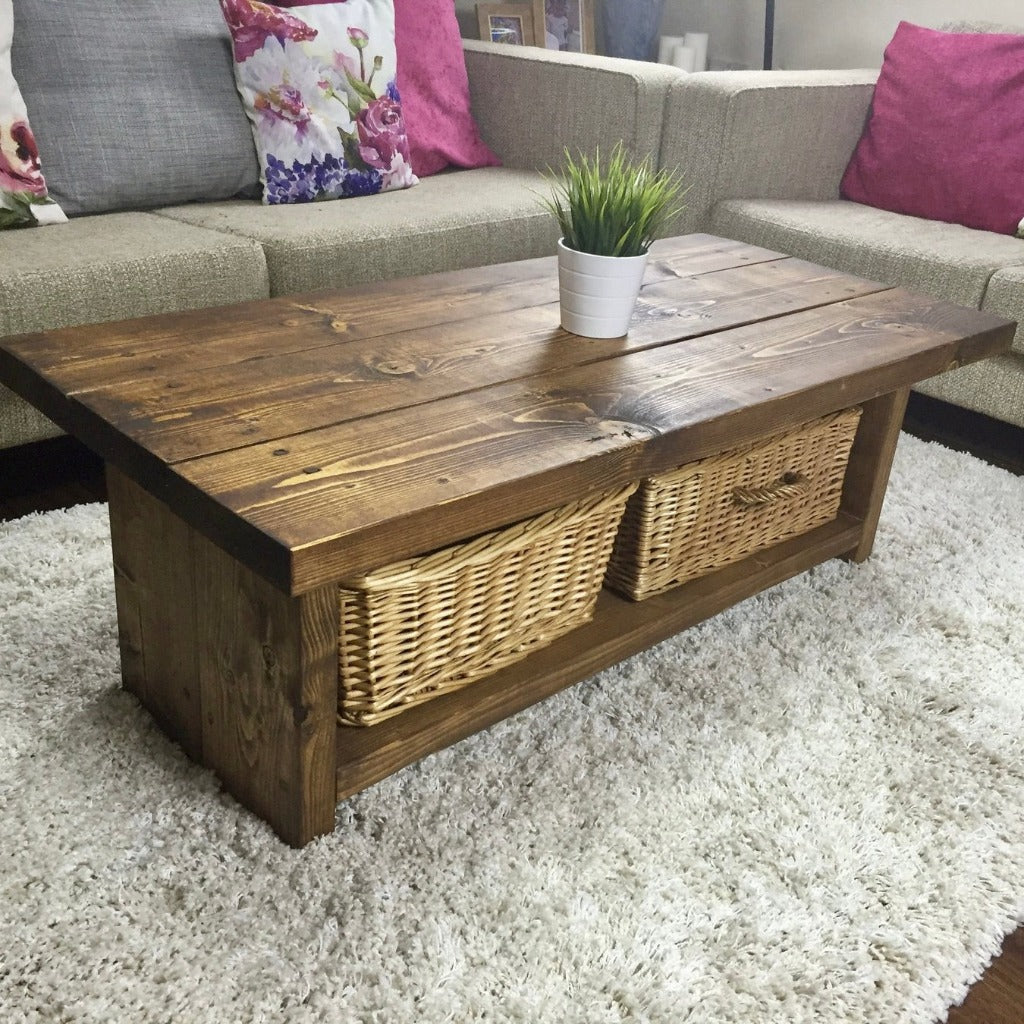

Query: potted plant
left=541, top=143, right=686, bottom=338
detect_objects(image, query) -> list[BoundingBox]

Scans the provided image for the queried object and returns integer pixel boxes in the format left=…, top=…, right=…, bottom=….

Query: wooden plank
left=192, top=529, right=339, bottom=848
left=174, top=287, right=1014, bottom=592
left=0, top=235, right=781, bottom=393
left=106, top=467, right=204, bottom=762
left=840, top=388, right=910, bottom=562
left=335, top=513, right=864, bottom=801
left=72, top=258, right=889, bottom=463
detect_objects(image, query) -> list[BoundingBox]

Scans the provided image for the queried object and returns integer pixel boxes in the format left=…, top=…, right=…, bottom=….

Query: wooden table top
left=0, top=234, right=1014, bottom=595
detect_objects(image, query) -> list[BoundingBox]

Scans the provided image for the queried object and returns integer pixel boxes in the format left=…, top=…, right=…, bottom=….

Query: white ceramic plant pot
left=557, top=239, right=649, bottom=339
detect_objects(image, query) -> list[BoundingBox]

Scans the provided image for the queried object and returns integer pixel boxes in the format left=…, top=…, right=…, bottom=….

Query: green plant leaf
left=537, top=142, right=688, bottom=257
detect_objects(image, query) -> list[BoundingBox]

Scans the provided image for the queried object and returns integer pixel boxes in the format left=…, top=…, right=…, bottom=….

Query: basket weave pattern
left=605, top=407, right=862, bottom=601
left=337, top=484, right=637, bottom=726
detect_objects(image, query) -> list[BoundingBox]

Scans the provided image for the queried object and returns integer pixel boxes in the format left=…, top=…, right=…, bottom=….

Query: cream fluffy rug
left=1, top=433, right=1023, bottom=1024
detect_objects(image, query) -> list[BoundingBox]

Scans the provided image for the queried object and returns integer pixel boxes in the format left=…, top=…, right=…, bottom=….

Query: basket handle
left=732, top=471, right=810, bottom=507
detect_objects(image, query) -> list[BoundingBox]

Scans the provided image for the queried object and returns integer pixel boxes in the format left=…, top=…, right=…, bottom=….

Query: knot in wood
left=585, top=418, right=656, bottom=442
left=375, top=358, right=417, bottom=376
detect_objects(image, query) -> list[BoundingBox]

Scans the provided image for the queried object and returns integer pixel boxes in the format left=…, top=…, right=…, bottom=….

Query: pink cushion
left=276, top=0, right=500, bottom=176
left=840, top=21, right=1024, bottom=235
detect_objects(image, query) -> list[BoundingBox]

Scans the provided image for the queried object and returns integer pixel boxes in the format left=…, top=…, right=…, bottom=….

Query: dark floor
left=0, top=396, right=1022, bottom=1021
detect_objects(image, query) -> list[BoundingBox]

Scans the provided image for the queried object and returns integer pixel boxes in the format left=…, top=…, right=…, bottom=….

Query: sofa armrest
left=660, top=69, right=879, bottom=233
left=462, top=39, right=684, bottom=172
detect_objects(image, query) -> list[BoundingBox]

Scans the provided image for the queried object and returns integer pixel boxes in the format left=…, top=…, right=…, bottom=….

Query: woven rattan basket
left=337, top=483, right=637, bottom=726
left=605, top=407, right=862, bottom=601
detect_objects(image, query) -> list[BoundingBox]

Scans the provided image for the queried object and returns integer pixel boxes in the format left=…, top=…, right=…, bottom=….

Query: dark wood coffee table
left=0, top=234, right=1014, bottom=846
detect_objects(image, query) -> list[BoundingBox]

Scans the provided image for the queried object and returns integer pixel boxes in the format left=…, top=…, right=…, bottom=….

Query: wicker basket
left=337, top=483, right=637, bottom=726
left=605, top=407, right=862, bottom=601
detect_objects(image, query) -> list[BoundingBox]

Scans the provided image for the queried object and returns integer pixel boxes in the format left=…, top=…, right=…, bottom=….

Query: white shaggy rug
left=1, top=433, right=1023, bottom=1024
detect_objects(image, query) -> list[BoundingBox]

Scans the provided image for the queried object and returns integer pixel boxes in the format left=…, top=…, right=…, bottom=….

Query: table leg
left=107, top=468, right=338, bottom=847
left=839, top=387, right=910, bottom=563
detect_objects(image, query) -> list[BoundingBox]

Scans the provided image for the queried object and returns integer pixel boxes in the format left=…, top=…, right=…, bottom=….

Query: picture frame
left=532, top=0, right=596, bottom=54
left=476, top=4, right=536, bottom=46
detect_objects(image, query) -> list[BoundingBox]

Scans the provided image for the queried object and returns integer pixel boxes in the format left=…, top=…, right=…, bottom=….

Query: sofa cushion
left=0, top=0, right=64, bottom=228
left=981, top=265, right=1024, bottom=357
left=710, top=198, right=1024, bottom=309
left=392, top=0, right=500, bottom=176
left=220, top=0, right=417, bottom=204
left=0, top=213, right=269, bottom=338
left=10, top=0, right=260, bottom=217
left=275, top=0, right=500, bottom=177
left=914, top=354, right=1024, bottom=430
left=155, top=166, right=558, bottom=295
left=0, top=211, right=270, bottom=448
left=840, top=21, right=1024, bottom=236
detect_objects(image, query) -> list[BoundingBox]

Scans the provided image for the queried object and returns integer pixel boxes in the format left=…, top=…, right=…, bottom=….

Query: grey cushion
left=155, top=166, right=560, bottom=295
left=710, top=198, right=1024, bottom=309
left=11, top=0, right=260, bottom=216
left=0, top=212, right=270, bottom=450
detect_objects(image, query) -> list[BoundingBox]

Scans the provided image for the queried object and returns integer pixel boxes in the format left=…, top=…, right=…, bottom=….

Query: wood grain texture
left=193, top=535, right=339, bottom=847
left=0, top=235, right=1013, bottom=595
left=106, top=467, right=203, bottom=761
left=175, top=287, right=1016, bottom=592
left=0, top=236, right=778, bottom=393
left=74, top=258, right=886, bottom=464
left=107, top=470, right=338, bottom=847
left=840, top=388, right=911, bottom=562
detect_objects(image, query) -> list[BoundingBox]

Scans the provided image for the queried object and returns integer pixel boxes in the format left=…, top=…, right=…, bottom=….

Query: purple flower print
left=219, top=0, right=317, bottom=62
left=341, top=169, right=382, bottom=198
left=264, top=152, right=382, bottom=204
left=254, top=83, right=312, bottom=139
left=355, top=94, right=411, bottom=171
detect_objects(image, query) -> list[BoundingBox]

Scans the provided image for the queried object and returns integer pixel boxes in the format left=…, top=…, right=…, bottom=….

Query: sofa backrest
left=12, top=0, right=260, bottom=217
left=939, top=20, right=1024, bottom=34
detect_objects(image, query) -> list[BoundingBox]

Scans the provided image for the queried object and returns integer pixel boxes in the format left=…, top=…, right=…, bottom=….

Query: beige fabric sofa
left=660, top=40, right=1024, bottom=430
left=0, top=40, right=683, bottom=453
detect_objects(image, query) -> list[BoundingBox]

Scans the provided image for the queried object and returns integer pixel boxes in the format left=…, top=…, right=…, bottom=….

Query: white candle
left=671, top=44, right=697, bottom=72
left=683, top=32, right=709, bottom=72
left=657, top=34, right=687, bottom=64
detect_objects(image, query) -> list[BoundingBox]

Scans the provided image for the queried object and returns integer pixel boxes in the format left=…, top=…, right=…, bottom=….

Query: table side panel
left=193, top=533, right=339, bottom=848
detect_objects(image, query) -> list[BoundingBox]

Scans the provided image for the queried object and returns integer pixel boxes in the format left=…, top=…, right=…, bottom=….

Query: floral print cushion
left=0, top=0, right=65, bottom=227
left=220, top=0, right=417, bottom=204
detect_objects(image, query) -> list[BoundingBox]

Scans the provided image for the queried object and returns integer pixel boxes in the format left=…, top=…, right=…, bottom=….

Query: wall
left=663, top=0, right=1024, bottom=70
left=455, top=1, right=1023, bottom=69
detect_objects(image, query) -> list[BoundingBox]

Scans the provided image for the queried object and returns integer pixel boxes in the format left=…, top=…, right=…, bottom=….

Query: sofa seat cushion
left=0, top=213, right=269, bottom=338
left=155, top=166, right=558, bottom=295
left=0, top=212, right=270, bottom=449
left=711, top=198, right=1024, bottom=310
left=914, top=353, right=1024, bottom=430
left=982, top=266, right=1024, bottom=357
